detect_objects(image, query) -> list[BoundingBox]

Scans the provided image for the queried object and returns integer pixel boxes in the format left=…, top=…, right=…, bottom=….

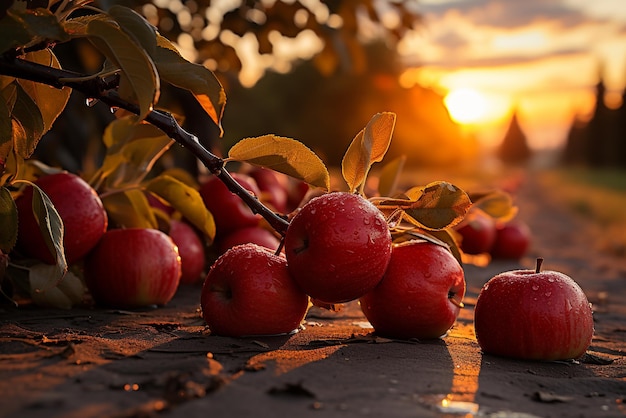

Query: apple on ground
left=474, top=258, right=594, bottom=361
left=84, top=228, right=181, bottom=308
left=490, top=220, right=531, bottom=259
left=169, top=219, right=206, bottom=284
left=199, top=173, right=261, bottom=237
left=201, top=243, right=309, bottom=337
left=454, top=210, right=497, bottom=255
left=359, top=240, right=466, bottom=340
left=284, top=192, right=392, bottom=303
left=216, top=226, right=281, bottom=255
left=15, top=172, right=108, bottom=264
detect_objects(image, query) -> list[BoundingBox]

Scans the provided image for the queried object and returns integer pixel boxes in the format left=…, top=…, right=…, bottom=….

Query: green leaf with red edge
left=86, top=18, right=159, bottom=121
left=0, top=186, right=18, bottom=252
left=153, top=34, right=226, bottom=135
left=8, top=81, right=44, bottom=158
left=342, top=112, right=396, bottom=193
left=29, top=266, right=84, bottom=309
left=101, top=188, right=157, bottom=229
left=377, top=154, right=406, bottom=197
left=228, top=135, right=330, bottom=190
left=29, top=182, right=68, bottom=278
left=0, top=8, right=69, bottom=54
left=471, top=189, right=518, bottom=222
left=18, top=50, right=71, bottom=134
left=145, top=174, right=216, bottom=241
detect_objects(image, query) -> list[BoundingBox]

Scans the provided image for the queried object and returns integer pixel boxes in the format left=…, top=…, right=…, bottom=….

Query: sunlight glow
left=444, top=88, right=488, bottom=124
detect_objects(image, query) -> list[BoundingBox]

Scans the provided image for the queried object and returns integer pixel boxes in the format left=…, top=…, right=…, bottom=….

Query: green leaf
left=30, top=182, right=68, bottom=276
left=342, top=112, right=396, bottom=193
left=152, top=34, right=226, bottom=135
left=403, top=182, right=471, bottom=230
left=108, top=5, right=157, bottom=56
left=101, top=189, right=157, bottom=229
left=228, top=135, right=330, bottom=190
left=377, top=155, right=406, bottom=197
left=86, top=18, right=159, bottom=121
left=146, top=175, right=216, bottom=241
left=9, top=82, right=45, bottom=158
left=0, top=186, right=18, bottom=252
left=18, top=50, right=71, bottom=134
left=29, top=266, right=84, bottom=309
left=0, top=8, right=69, bottom=54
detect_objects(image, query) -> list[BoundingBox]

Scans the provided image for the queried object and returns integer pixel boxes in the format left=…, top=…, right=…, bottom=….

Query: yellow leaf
left=102, top=189, right=157, bottom=229
left=228, top=135, right=330, bottom=190
left=341, top=112, right=396, bottom=193
left=145, top=175, right=216, bottom=241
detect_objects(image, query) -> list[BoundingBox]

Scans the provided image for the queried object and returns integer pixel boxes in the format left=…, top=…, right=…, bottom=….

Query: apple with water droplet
left=474, top=258, right=594, bottom=360
left=15, top=172, right=107, bottom=264
left=200, top=243, right=309, bottom=337
left=84, top=228, right=181, bottom=308
left=359, top=240, right=466, bottom=339
left=216, top=226, right=281, bottom=255
left=454, top=210, right=496, bottom=255
left=284, top=192, right=392, bottom=303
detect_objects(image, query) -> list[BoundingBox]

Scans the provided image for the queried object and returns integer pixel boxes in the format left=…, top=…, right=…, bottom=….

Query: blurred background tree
left=31, top=0, right=477, bottom=176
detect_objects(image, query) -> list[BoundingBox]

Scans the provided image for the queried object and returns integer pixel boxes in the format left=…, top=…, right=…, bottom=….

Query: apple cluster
left=454, top=209, right=532, bottom=260
left=200, top=189, right=467, bottom=340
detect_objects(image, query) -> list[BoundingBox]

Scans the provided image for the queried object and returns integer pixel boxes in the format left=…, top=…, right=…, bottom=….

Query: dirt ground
left=1, top=169, right=626, bottom=418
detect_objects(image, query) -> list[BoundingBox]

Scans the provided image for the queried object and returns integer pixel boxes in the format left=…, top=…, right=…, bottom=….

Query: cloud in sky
left=401, top=0, right=626, bottom=87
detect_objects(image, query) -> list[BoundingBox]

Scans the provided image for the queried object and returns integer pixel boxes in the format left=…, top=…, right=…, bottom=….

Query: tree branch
left=0, top=55, right=290, bottom=235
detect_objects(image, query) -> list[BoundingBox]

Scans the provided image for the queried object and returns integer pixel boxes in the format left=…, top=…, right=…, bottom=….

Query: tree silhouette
left=497, top=110, right=532, bottom=165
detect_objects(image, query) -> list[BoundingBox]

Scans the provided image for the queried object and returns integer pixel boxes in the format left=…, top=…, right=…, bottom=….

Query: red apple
left=169, top=219, right=206, bottom=284
left=359, top=240, right=466, bottom=339
left=15, top=172, right=108, bottom=264
left=490, top=221, right=531, bottom=259
left=248, top=167, right=288, bottom=213
left=200, top=243, right=309, bottom=337
left=216, top=226, right=281, bottom=255
left=84, top=228, right=181, bottom=308
left=455, top=210, right=497, bottom=255
left=284, top=192, right=392, bottom=303
left=199, top=173, right=261, bottom=237
left=474, top=258, right=594, bottom=361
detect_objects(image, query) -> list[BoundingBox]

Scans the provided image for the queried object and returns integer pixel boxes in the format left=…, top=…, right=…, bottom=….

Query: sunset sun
left=444, top=88, right=488, bottom=125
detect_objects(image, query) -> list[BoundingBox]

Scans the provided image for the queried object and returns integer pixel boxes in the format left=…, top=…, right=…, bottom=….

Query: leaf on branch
left=94, top=116, right=174, bottom=189
left=0, top=8, right=69, bottom=54
left=30, top=183, right=68, bottom=278
left=18, top=50, right=71, bottom=134
left=8, top=82, right=44, bottom=159
left=471, top=189, right=518, bottom=222
left=108, top=6, right=157, bottom=56
left=0, top=186, right=18, bottom=252
left=228, top=135, right=330, bottom=191
left=376, top=181, right=471, bottom=230
left=342, top=112, right=396, bottom=193
left=86, top=18, right=159, bottom=121
left=101, top=188, right=157, bottom=229
left=153, top=34, right=226, bottom=135
left=377, top=154, right=406, bottom=197
left=146, top=175, right=216, bottom=241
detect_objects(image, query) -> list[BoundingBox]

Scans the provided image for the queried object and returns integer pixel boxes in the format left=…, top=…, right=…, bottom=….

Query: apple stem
left=535, top=257, right=544, bottom=274
left=0, top=56, right=292, bottom=235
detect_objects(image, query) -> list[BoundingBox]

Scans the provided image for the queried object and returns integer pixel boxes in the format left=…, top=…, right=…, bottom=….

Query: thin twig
left=0, top=55, right=290, bottom=235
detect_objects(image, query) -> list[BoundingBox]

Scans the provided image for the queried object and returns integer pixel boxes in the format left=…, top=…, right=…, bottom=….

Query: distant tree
left=497, top=110, right=532, bottom=165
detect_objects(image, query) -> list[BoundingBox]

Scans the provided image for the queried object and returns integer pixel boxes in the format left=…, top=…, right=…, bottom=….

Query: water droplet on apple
left=544, top=291, right=552, bottom=297
left=363, top=218, right=370, bottom=225
left=548, top=278, right=555, bottom=283
left=531, top=285, right=539, bottom=291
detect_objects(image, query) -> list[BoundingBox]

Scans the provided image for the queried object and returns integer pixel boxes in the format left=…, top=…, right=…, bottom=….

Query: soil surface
left=2, top=169, right=626, bottom=418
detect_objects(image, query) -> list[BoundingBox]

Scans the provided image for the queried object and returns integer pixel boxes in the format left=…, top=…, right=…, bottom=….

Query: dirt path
left=1, top=169, right=625, bottom=418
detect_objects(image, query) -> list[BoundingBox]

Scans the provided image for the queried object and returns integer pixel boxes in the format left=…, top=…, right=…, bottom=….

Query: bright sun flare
left=444, top=88, right=488, bottom=124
